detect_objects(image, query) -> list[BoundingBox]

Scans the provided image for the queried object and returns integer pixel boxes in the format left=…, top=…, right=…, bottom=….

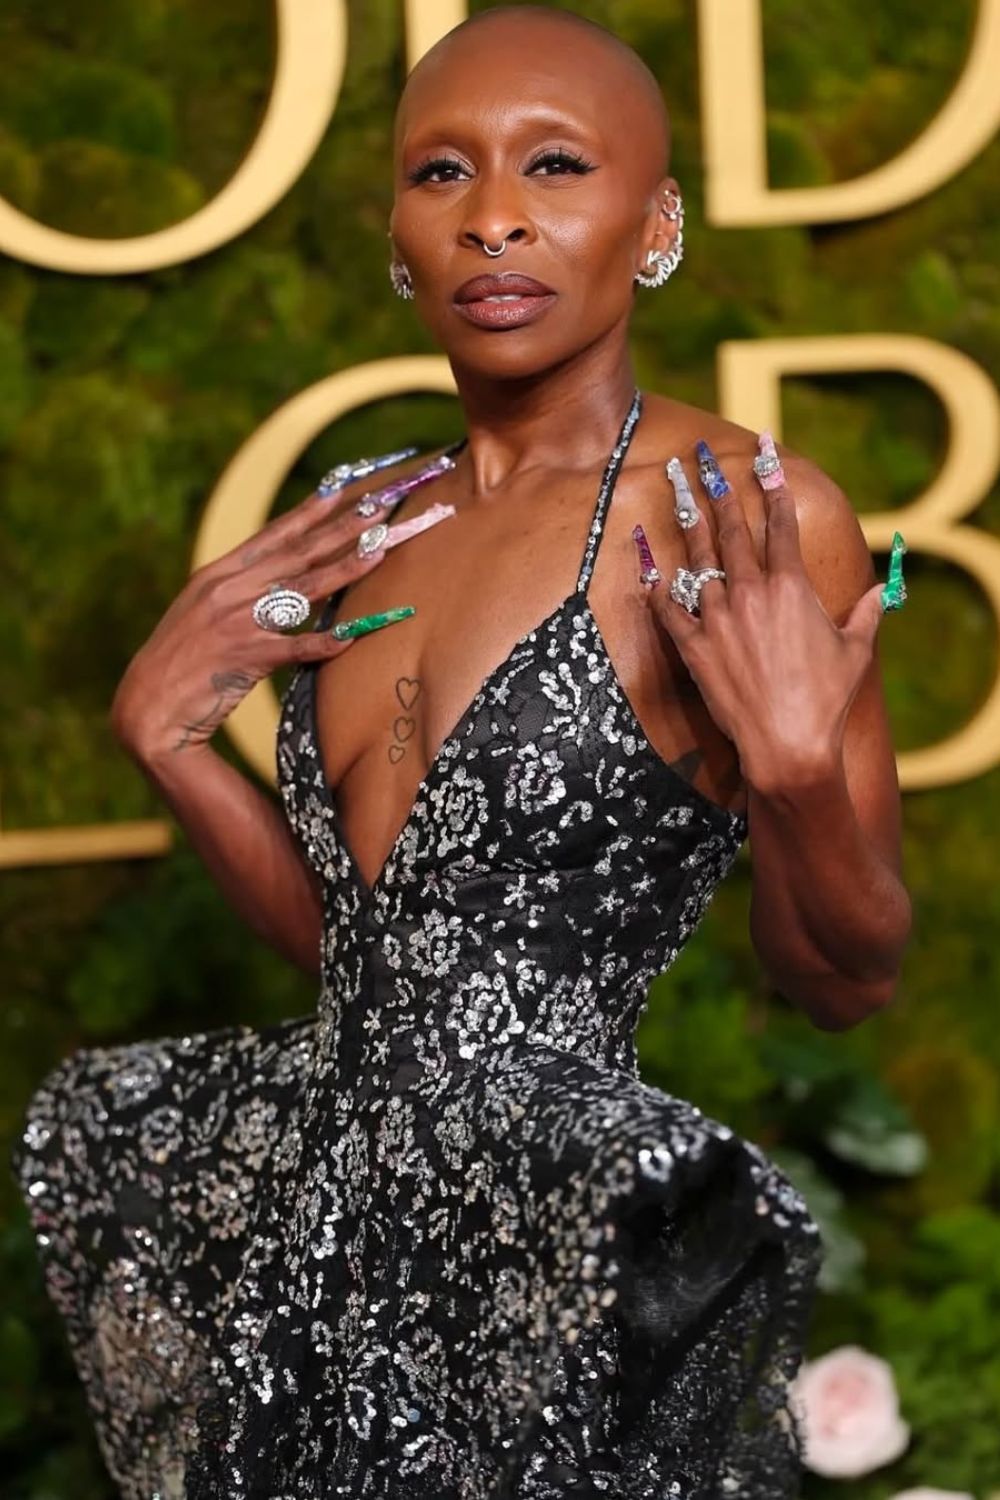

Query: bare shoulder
left=636, top=392, right=875, bottom=620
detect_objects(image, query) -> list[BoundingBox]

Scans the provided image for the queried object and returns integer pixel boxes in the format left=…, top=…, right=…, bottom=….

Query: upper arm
left=782, top=451, right=904, bottom=876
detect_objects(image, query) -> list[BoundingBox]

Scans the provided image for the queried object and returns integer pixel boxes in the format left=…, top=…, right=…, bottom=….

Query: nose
left=461, top=224, right=529, bottom=254
left=458, top=174, right=533, bottom=254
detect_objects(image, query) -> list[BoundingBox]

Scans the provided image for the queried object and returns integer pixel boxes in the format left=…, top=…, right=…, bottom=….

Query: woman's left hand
left=649, top=436, right=886, bottom=794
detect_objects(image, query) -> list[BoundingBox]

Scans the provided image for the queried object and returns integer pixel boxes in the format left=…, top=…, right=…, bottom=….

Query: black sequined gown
left=12, top=391, right=823, bottom=1499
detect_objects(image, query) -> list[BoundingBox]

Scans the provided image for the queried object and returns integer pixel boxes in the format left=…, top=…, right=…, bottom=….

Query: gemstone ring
left=251, top=584, right=311, bottom=633
left=669, top=566, right=727, bottom=616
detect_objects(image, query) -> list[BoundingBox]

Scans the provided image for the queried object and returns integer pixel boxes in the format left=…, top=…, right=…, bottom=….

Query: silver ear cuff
left=634, top=191, right=684, bottom=289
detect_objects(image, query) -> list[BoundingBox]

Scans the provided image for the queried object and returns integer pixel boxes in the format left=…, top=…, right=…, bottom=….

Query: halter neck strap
left=575, top=388, right=643, bottom=593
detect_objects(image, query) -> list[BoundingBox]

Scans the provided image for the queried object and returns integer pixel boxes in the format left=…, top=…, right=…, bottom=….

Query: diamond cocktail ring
left=250, top=583, right=311, bottom=632
left=668, top=566, right=726, bottom=616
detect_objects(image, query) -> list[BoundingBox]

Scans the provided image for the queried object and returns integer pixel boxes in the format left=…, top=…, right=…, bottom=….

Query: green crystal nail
left=880, top=532, right=908, bottom=612
left=331, top=605, right=416, bottom=640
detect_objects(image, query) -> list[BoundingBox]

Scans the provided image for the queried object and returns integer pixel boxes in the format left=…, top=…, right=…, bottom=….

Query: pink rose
left=889, top=1492, right=975, bottom=1500
left=790, top=1344, right=910, bottom=1477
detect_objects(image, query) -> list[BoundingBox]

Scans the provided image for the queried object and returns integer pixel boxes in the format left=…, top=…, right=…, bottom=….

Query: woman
left=13, top=7, right=911, bottom=1497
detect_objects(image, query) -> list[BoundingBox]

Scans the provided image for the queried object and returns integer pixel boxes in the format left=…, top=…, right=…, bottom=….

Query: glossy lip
left=454, top=272, right=556, bottom=303
left=452, top=272, right=557, bottom=330
left=455, top=296, right=556, bottom=330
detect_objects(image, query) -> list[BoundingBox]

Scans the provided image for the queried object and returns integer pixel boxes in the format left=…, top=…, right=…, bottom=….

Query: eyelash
left=406, top=147, right=595, bottom=185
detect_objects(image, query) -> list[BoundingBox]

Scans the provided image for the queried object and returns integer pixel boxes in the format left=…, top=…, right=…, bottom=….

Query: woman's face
left=390, top=15, right=675, bottom=381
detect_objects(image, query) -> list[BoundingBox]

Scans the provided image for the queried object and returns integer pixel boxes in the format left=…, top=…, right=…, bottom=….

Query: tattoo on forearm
left=388, top=676, right=422, bottom=764
left=172, top=670, right=256, bottom=752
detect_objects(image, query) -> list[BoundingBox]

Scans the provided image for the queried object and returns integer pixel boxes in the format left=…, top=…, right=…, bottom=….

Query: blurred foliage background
left=1, top=0, right=998, bottom=1495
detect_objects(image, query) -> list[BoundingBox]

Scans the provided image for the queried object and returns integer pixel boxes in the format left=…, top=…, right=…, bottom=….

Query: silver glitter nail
left=666, top=457, right=700, bottom=529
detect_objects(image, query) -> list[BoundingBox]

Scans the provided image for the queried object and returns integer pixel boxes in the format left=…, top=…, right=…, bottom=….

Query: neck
left=449, top=344, right=638, bottom=497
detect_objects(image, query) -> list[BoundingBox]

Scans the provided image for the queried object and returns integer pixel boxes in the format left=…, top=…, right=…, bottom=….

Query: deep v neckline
left=305, top=590, right=747, bottom=906
left=309, top=587, right=588, bottom=904
left=301, top=389, right=745, bottom=904
left=304, top=391, right=642, bottom=903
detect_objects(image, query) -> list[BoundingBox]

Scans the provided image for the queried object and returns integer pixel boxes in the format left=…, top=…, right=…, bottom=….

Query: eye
left=406, top=147, right=596, bottom=186
left=406, top=155, right=469, bottom=185
left=527, top=148, right=595, bottom=176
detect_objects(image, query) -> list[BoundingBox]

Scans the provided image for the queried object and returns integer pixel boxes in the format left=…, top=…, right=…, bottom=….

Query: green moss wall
left=1, top=3, right=998, bottom=1494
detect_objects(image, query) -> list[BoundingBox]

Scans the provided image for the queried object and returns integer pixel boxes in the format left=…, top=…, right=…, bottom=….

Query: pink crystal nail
left=384, top=502, right=456, bottom=550
left=753, top=431, right=786, bottom=491
left=632, top=524, right=661, bottom=588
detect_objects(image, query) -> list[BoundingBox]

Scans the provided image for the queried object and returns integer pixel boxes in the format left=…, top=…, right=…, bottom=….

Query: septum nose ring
left=483, top=238, right=507, bottom=257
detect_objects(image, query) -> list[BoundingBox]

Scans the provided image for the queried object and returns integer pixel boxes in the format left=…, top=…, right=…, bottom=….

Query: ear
left=645, top=175, right=683, bottom=263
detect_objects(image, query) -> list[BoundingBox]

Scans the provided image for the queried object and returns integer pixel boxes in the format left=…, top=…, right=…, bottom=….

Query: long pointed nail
left=753, top=431, right=785, bottom=491
left=383, top=503, right=456, bottom=550
left=331, top=605, right=416, bottom=640
left=666, top=457, right=700, bottom=529
left=317, top=447, right=418, bottom=498
left=632, top=524, right=662, bottom=588
left=880, top=531, right=908, bottom=612
left=354, top=451, right=458, bottom=517
left=695, top=439, right=731, bottom=501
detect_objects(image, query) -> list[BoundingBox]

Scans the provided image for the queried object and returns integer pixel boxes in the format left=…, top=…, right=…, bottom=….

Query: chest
left=313, top=483, right=698, bottom=795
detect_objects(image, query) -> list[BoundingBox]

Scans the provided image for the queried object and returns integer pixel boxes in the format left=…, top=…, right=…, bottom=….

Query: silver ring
left=251, top=584, right=311, bottom=632
left=483, top=239, right=507, bottom=257
left=669, top=566, right=726, bottom=616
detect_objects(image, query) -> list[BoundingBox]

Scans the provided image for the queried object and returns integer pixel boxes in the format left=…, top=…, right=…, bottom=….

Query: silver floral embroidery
left=13, top=402, right=822, bottom=1500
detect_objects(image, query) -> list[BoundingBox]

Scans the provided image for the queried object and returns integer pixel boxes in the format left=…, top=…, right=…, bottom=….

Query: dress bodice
left=276, top=391, right=748, bottom=1081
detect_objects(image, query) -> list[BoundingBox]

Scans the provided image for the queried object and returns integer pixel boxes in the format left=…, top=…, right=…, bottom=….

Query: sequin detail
left=12, top=393, right=822, bottom=1500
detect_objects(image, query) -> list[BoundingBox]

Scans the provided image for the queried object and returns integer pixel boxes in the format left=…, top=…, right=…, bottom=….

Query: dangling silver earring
left=634, top=190, right=685, bottom=289
left=389, top=259, right=414, bottom=300
left=386, top=229, right=413, bottom=300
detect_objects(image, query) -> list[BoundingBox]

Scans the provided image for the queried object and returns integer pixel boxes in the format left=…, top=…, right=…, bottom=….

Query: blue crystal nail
left=695, top=440, right=730, bottom=501
left=317, top=447, right=419, bottom=498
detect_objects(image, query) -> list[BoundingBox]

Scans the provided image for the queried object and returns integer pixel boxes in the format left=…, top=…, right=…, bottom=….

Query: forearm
left=747, top=762, right=911, bottom=1030
left=130, top=741, right=324, bottom=978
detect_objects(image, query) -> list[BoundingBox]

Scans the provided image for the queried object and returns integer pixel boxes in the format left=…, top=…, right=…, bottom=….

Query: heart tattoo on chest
left=388, top=677, right=423, bottom=763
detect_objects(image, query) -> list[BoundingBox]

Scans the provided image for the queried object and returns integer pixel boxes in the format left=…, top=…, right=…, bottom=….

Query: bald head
left=396, top=5, right=670, bottom=186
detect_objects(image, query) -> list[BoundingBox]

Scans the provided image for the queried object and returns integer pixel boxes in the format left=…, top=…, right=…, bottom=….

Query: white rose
left=791, top=1344, right=910, bottom=1477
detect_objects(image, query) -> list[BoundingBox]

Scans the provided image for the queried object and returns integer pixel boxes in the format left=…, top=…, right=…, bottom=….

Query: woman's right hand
left=110, top=478, right=398, bottom=763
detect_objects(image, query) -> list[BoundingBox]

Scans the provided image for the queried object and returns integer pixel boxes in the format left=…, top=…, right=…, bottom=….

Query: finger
left=843, top=581, right=887, bottom=650
left=665, top=457, right=704, bottom=533
left=649, top=578, right=703, bottom=651
left=314, top=447, right=418, bottom=501
left=671, top=444, right=730, bottom=618
left=214, top=523, right=383, bottom=652
left=276, top=447, right=459, bottom=572
left=287, top=502, right=457, bottom=612
left=238, top=491, right=405, bottom=598
left=693, top=438, right=758, bottom=585
left=343, top=447, right=456, bottom=520
left=631, top=523, right=663, bottom=591
left=761, top=483, right=802, bottom=574
left=282, top=603, right=419, bottom=663
left=667, top=455, right=718, bottom=574
left=211, top=447, right=429, bottom=579
left=753, top=435, right=804, bottom=574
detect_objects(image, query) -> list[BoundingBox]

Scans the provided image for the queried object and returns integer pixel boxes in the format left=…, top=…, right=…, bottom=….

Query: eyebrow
left=400, top=110, right=601, bottom=156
